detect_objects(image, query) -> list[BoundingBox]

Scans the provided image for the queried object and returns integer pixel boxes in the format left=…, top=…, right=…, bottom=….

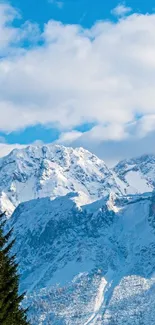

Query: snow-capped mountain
left=114, top=154, right=155, bottom=194
left=1, top=144, right=155, bottom=216
left=0, top=145, right=126, bottom=215
left=1, top=145, right=155, bottom=324
left=10, top=191, right=155, bottom=324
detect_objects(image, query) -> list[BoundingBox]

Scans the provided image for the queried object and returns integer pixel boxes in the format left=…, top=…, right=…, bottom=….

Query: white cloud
left=130, top=114, right=155, bottom=138
left=0, top=3, right=19, bottom=52
left=1, top=2, right=155, bottom=162
left=55, top=115, right=155, bottom=165
left=0, top=3, right=40, bottom=55
left=56, top=130, right=82, bottom=144
left=111, top=3, right=132, bottom=17
left=84, top=124, right=128, bottom=141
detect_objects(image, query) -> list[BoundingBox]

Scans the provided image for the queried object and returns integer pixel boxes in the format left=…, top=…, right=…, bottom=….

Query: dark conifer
left=0, top=213, right=30, bottom=325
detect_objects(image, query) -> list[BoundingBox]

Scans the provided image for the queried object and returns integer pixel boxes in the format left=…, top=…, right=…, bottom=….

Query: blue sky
left=9, top=0, right=155, bottom=27
left=0, top=0, right=155, bottom=163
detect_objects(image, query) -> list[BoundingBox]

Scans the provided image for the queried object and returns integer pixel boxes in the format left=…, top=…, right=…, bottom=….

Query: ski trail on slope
left=83, top=277, right=107, bottom=325
left=84, top=276, right=120, bottom=325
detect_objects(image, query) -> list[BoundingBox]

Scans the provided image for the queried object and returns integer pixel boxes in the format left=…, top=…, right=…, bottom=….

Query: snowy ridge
left=114, top=154, right=155, bottom=194
left=1, top=145, right=155, bottom=216
left=0, top=144, right=126, bottom=215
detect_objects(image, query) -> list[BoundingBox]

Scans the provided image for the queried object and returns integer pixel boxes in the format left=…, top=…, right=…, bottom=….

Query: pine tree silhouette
left=0, top=213, right=30, bottom=325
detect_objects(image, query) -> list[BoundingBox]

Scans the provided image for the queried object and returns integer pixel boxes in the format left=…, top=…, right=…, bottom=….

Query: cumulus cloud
left=111, top=3, right=132, bottom=17
left=0, top=3, right=40, bottom=55
left=0, top=3, right=18, bottom=52
left=1, top=3, right=155, bottom=162
left=55, top=115, right=155, bottom=165
left=135, top=115, right=155, bottom=137
left=56, top=130, right=83, bottom=144
left=1, top=8, right=155, bottom=134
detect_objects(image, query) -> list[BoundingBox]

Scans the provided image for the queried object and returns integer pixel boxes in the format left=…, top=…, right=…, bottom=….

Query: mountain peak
left=0, top=144, right=125, bottom=215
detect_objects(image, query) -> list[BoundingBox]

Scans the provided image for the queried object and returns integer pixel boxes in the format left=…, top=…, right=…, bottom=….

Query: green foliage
left=0, top=213, right=30, bottom=325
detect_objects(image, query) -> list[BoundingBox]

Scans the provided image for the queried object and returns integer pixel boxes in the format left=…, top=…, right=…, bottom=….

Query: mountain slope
left=114, top=154, right=155, bottom=194
left=0, top=145, right=126, bottom=215
left=2, top=146, right=155, bottom=324
left=10, top=191, right=155, bottom=324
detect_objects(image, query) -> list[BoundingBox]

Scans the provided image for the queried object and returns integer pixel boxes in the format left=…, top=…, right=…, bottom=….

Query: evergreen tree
left=0, top=213, right=30, bottom=325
